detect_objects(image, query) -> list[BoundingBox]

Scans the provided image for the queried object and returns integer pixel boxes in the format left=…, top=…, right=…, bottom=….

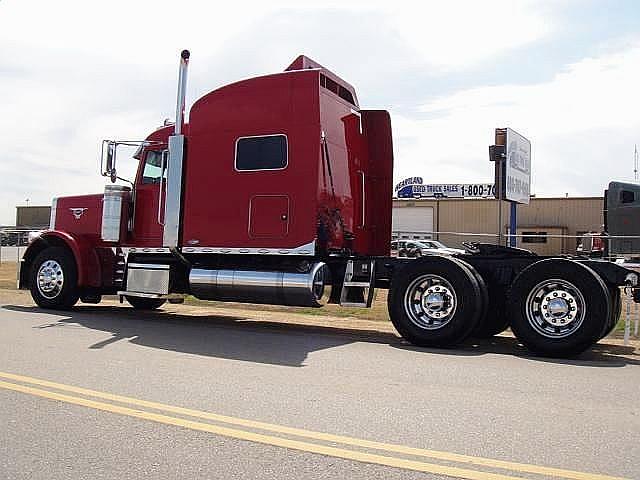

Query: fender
left=19, top=230, right=102, bottom=289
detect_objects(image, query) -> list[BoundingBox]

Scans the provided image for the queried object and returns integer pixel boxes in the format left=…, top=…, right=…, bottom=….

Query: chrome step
left=117, top=291, right=186, bottom=300
left=339, top=259, right=376, bottom=308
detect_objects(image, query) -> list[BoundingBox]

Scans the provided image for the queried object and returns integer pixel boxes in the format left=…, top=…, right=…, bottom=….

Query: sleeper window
left=235, top=135, right=287, bottom=171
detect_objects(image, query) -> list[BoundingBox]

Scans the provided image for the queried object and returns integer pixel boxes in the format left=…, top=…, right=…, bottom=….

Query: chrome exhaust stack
left=174, top=50, right=190, bottom=135
left=163, top=50, right=190, bottom=248
left=189, top=263, right=330, bottom=307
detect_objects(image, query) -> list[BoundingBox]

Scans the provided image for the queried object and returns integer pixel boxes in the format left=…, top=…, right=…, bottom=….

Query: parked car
left=390, top=240, right=465, bottom=258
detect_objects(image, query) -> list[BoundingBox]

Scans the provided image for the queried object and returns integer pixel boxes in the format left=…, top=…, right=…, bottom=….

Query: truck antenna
left=635, top=144, right=639, bottom=182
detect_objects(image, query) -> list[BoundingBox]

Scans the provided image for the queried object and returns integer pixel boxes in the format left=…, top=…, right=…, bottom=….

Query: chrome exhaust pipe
left=189, top=263, right=330, bottom=307
left=163, top=49, right=190, bottom=248
left=174, top=49, right=190, bottom=135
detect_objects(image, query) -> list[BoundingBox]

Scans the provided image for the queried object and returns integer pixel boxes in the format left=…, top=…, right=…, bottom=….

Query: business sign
left=504, top=128, right=531, bottom=204
left=394, top=177, right=495, bottom=199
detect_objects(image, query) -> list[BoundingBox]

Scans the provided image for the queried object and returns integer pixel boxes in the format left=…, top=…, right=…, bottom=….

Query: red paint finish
left=127, top=126, right=172, bottom=247
left=182, top=70, right=321, bottom=249
left=249, top=195, right=290, bottom=239
left=285, top=55, right=359, bottom=108
left=54, top=194, right=103, bottom=240
left=33, top=55, right=394, bottom=291
left=35, top=231, right=102, bottom=287
left=358, top=111, right=394, bottom=256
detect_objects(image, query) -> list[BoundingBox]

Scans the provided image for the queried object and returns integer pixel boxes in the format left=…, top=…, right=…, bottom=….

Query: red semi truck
left=19, top=51, right=639, bottom=357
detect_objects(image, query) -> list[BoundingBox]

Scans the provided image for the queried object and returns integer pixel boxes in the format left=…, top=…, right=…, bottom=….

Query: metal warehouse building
left=392, top=197, right=603, bottom=255
left=15, top=206, right=51, bottom=229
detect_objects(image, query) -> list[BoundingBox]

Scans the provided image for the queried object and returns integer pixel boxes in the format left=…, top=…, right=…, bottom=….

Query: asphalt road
left=0, top=293, right=639, bottom=479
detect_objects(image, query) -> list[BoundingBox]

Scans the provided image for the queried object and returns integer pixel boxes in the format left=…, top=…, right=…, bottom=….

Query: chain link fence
left=0, top=229, right=40, bottom=264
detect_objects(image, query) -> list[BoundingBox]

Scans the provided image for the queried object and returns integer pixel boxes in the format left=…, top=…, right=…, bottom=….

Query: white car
left=391, top=240, right=465, bottom=258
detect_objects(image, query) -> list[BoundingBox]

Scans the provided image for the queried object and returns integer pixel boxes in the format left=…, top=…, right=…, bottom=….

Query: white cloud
left=393, top=41, right=640, bottom=196
left=0, top=0, right=563, bottom=224
left=387, top=0, right=554, bottom=71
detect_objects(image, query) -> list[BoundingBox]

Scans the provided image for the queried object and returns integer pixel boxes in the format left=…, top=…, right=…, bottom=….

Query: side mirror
left=105, top=143, right=114, bottom=173
left=102, top=141, right=117, bottom=183
left=107, top=143, right=117, bottom=183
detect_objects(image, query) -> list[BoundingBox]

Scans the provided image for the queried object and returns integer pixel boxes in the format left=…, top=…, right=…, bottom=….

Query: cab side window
left=142, top=151, right=165, bottom=184
left=621, top=190, right=636, bottom=204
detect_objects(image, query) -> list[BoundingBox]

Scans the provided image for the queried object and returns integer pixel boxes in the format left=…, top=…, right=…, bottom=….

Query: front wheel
left=388, top=256, right=482, bottom=347
left=29, top=247, right=79, bottom=310
left=125, top=296, right=166, bottom=310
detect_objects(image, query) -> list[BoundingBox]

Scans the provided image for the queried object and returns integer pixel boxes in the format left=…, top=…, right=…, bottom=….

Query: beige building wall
left=392, top=197, right=603, bottom=255
left=15, top=206, right=51, bottom=229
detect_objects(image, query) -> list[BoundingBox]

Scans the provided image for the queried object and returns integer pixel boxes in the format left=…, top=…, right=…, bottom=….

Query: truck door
left=130, top=150, right=165, bottom=246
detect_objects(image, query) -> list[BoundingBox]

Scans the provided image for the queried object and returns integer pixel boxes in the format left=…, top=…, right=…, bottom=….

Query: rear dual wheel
left=388, top=256, right=484, bottom=347
left=600, top=287, right=621, bottom=339
left=472, top=286, right=510, bottom=338
left=507, top=259, right=610, bottom=357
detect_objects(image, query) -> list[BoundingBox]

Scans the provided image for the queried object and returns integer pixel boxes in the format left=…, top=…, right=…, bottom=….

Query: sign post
left=509, top=202, right=518, bottom=247
left=490, top=128, right=531, bottom=247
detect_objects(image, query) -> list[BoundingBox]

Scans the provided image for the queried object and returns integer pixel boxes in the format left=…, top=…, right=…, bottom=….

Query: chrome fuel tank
left=189, top=262, right=329, bottom=307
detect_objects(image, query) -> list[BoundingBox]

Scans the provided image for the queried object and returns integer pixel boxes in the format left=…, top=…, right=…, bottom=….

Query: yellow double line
left=0, top=371, right=627, bottom=480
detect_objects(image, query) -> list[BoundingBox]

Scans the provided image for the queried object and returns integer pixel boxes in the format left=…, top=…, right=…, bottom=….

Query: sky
left=1, top=0, right=639, bottom=225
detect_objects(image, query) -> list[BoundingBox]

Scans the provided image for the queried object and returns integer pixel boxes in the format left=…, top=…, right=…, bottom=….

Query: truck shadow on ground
left=3, top=304, right=638, bottom=368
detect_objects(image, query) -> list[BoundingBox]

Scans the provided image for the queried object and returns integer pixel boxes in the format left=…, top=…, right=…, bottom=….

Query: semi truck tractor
left=19, top=51, right=639, bottom=357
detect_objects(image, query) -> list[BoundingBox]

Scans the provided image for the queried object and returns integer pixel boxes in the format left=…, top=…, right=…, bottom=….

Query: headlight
left=625, top=272, right=638, bottom=286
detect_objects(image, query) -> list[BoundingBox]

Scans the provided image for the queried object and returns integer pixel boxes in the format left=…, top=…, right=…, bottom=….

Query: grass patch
left=0, top=262, right=17, bottom=290
left=184, top=290, right=391, bottom=322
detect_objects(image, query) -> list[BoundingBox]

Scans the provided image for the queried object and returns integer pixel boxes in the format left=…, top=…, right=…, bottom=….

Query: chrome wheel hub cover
left=404, top=274, right=457, bottom=330
left=525, top=279, right=585, bottom=338
left=37, top=260, right=64, bottom=299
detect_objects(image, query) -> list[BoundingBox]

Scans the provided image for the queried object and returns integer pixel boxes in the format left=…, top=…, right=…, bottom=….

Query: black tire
left=388, top=256, right=482, bottom=347
left=29, top=246, right=79, bottom=310
left=472, top=285, right=510, bottom=338
left=454, top=261, right=493, bottom=337
left=600, top=287, right=621, bottom=339
left=125, top=296, right=166, bottom=310
left=507, top=259, right=610, bottom=357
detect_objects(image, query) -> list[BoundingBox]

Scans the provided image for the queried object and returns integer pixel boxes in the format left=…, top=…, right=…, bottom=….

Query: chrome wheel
left=36, top=260, right=64, bottom=299
left=525, top=279, right=585, bottom=339
left=403, top=274, right=457, bottom=330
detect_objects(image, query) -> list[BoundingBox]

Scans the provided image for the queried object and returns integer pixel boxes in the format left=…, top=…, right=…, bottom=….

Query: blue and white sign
left=394, top=177, right=495, bottom=199
left=505, top=128, right=531, bottom=204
